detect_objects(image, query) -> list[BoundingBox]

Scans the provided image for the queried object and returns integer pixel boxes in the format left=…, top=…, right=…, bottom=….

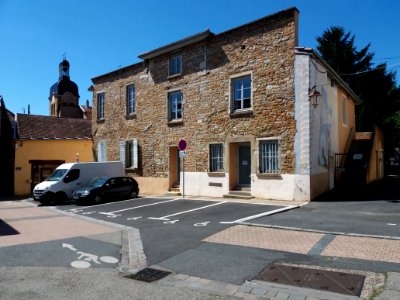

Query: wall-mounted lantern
left=308, top=85, right=321, bottom=108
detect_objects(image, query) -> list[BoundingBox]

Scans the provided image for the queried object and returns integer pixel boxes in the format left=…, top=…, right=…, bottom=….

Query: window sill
left=230, top=109, right=253, bottom=118
left=96, top=119, right=105, bottom=124
left=256, top=173, right=282, bottom=180
left=125, top=114, right=137, bottom=120
left=168, top=119, right=183, bottom=126
left=207, top=172, right=226, bottom=177
left=167, top=73, right=182, bottom=79
left=125, top=168, right=139, bottom=174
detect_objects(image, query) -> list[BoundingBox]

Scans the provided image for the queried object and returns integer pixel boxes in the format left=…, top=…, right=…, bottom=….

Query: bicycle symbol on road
left=62, top=243, right=119, bottom=269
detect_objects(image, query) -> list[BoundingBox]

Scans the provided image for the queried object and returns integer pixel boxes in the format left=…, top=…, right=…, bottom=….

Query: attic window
left=169, top=55, right=182, bottom=77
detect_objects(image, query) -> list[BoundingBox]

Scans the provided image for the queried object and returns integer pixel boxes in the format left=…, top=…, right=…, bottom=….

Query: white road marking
left=62, top=243, right=77, bottom=251
left=98, top=212, right=122, bottom=218
left=220, top=205, right=296, bottom=224
left=98, top=198, right=179, bottom=216
left=127, top=216, right=142, bottom=220
left=63, top=243, right=118, bottom=269
left=82, top=211, right=96, bottom=215
left=163, top=219, right=179, bottom=224
left=148, top=201, right=226, bottom=221
left=194, top=221, right=210, bottom=227
left=67, top=208, right=84, bottom=213
left=71, top=260, right=91, bottom=268
left=99, top=256, right=119, bottom=264
left=387, top=223, right=397, bottom=226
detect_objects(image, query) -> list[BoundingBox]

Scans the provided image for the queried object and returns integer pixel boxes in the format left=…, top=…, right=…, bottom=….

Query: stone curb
left=40, top=201, right=148, bottom=275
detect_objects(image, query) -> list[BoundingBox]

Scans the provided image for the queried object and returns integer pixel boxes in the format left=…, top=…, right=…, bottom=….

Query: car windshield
left=46, top=169, right=68, bottom=181
left=87, top=177, right=109, bottom=188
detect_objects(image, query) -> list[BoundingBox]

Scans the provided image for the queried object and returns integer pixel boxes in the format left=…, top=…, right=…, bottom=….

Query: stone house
left=90, top=7, right=379, bottom=201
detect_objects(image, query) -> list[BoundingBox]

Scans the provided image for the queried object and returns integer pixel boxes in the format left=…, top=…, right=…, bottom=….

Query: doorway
left=30, top=160, right=64, bottom=192
left=238, top=144, right=251, bottom=186
left=169, top=147, right=180, bottom=189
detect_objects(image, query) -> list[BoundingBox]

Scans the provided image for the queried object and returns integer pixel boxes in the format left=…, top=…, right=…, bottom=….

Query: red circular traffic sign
left=178, top=139, right=187, bottom=151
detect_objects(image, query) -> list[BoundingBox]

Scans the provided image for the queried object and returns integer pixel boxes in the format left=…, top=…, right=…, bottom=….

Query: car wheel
left=130, top=190, right=138, bottom=198
left=94, top=196, right=102, bottom=204
left=55, top=192, right=67, bottom=204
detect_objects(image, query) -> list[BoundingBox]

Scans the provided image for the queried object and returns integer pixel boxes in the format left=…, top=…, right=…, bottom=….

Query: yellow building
left=14, top=114, right=93, bottom=195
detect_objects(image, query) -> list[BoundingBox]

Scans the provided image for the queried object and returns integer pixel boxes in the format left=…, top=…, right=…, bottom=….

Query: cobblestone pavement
left=204, top=224, right=400, bottom=264
left=0, top=201, right=120, bottom=247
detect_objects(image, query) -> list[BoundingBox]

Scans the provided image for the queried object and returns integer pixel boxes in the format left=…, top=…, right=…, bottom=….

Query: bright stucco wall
left=337, top=87, right=356, bottom=153
left=367, top=127, right=384, bottom=183
left=14, top=139, right=93, bottom=195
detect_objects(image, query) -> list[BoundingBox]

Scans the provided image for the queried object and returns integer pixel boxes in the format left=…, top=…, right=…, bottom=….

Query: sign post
left=178, top=139, right=187, bottom=199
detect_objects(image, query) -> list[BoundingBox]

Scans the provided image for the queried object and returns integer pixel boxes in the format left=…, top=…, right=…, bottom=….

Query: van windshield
left=46, top=169, right=68, bottom=181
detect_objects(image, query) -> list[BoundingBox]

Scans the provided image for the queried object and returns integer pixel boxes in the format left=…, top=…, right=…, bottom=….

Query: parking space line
left=99, top=198, right=180, bottom=215
left=148, top=201, right=227, bottom=221
left=220, top=205, right=296, bottom=224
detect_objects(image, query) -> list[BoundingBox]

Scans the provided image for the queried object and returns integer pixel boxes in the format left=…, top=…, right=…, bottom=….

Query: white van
left=33, top=161, right=125, bottom=204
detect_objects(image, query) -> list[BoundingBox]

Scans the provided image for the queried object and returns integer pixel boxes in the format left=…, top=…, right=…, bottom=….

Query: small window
left=259, top=139, right=280, bottom=174
left=210, top=144, right=224, bottom=172
left=120, top=139, right=138, bottom=169
left=169, top=55, right=182, bottom=76
left=127, top=85, right=136, bottom=115
left=342, top=97, right=347, bottom=126
left=231, top=75, right=251, bottom=111
left=97, top=92, right=105, bottom=120
left=168, top=90, right=183, bottom=121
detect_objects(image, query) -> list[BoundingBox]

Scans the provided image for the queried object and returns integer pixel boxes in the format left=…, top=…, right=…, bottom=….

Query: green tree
left=316, top=26, right=400, bottom=148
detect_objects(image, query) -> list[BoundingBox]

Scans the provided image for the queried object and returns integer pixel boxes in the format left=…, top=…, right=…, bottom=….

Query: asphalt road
left=57, top=197, right=288, bottom=265
left=0, top=233, right=120, bottom=269
left=245, top=199, right=400, bottom=237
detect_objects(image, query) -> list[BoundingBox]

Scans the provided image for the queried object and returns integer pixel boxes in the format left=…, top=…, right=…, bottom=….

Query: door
left=169, top=147, right=180, bottom=188
left=238, top=145, right=251, bottom=185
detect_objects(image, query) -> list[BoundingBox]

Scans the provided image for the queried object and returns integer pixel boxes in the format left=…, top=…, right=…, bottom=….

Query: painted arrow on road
left=62, top=243, right=77, bottom=251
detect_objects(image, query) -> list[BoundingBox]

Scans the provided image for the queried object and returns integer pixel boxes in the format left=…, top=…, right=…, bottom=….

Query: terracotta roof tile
left=16, top=114, right=91, bottom=140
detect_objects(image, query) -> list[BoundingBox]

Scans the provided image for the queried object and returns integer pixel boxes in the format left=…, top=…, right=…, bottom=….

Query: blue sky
left=1, top=0, right=399, bottom=116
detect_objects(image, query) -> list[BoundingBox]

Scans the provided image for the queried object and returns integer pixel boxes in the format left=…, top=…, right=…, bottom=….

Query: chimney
left=28, top=105, right=31, bottom=115
left=86, top=99, right=89, bottom=108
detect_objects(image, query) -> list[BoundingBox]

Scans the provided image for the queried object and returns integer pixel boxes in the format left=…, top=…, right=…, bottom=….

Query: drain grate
left=255, top=264, right=365, bottom=296
left=125, top=268, right=172, bottom=283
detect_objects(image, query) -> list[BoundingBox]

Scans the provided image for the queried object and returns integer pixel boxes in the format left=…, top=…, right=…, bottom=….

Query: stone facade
left=91, top=8, right=303, bottom=199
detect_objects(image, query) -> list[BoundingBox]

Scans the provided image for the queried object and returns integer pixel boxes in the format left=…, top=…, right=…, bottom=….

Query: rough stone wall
left=92, top=9, right=298, bottom=178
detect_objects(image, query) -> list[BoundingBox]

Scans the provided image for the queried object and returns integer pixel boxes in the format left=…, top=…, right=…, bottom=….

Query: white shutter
left=98, top=140, right=107, bottom=162
left=119, top=141, right=126, bottom=167
left=132, top=139, right=138, bottom=169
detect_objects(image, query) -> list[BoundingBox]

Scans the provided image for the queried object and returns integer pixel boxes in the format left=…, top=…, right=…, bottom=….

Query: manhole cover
left=255, top=264, right=365, bottom=296
left=125, top=268, right=172, bottom=283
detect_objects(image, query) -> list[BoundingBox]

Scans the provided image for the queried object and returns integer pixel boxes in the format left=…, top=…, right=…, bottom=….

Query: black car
left=72, top=176, right=139, bottom=205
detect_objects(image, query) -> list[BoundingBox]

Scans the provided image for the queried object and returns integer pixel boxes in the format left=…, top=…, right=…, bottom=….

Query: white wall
left=252, top=174, right=310, bottom=201
left=181, top=172, right=229, bottom=197
left=182, top=171, right=309, bottom=201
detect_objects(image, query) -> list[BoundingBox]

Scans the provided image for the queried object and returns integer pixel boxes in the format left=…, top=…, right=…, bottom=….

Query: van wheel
left=130, top=190, right=138, bottom=198
left=94, top=196, right=102, bottom=204
left=56, top=192, right=67, bottom=204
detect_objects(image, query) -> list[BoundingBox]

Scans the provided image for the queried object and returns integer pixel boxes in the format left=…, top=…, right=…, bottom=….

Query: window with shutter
left=120, top=139, right=138, bottom=169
